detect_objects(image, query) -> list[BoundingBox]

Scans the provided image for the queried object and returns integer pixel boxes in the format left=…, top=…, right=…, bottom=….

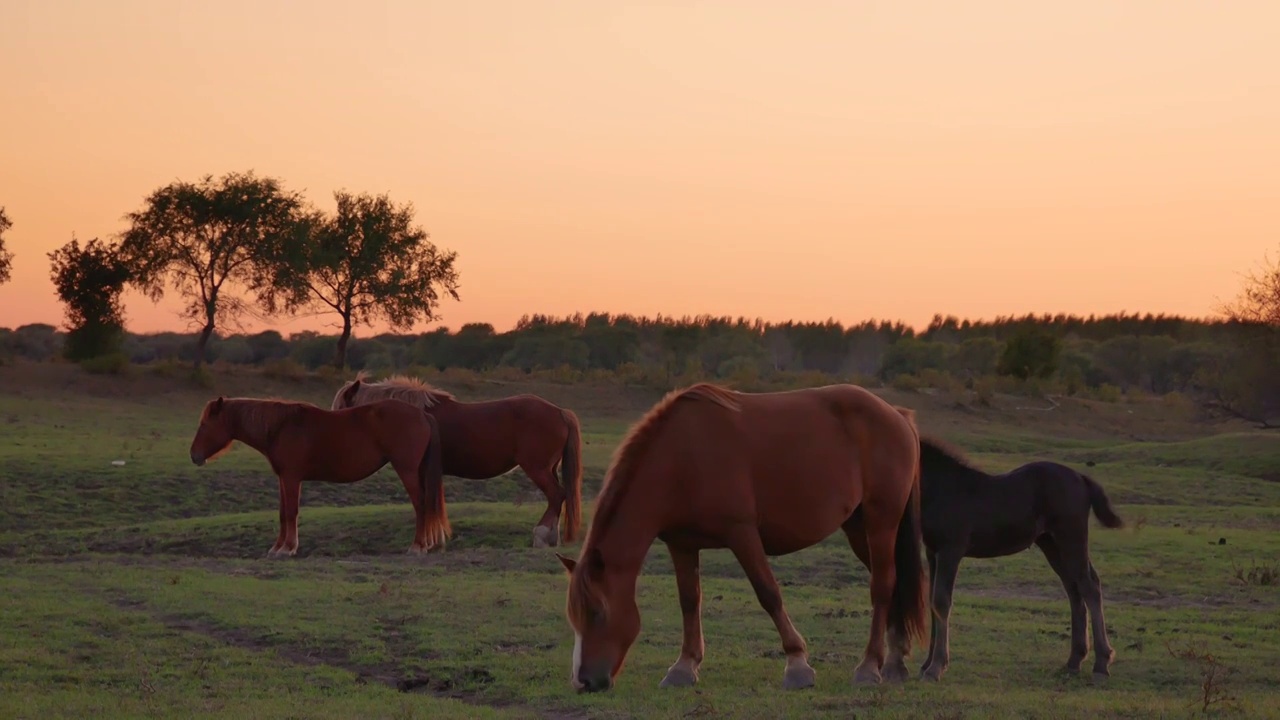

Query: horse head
left=557, top=548, right=640, bottom=693
left=190, top=396, right=235, bottom=466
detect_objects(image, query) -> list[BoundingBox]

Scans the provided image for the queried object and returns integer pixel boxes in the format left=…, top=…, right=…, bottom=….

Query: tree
left=1210, top=248, right=1280, bottom=426
left=1221, top=248, right=1280, bottom=325
left=117, top=171, right=305, bottom=368
left=0, top=206, right=13, bottom=285
left=996, top=327, right=1061, bottom=380
left=48, top=237, right=132, bottom=361
left=268, top=191, right=460, bottom=368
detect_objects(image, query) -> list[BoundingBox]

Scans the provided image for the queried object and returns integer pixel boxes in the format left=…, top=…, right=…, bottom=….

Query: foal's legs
left=1041, top=531, right=1115, bottom=680
left=1081, top=561, right=1115, bottom=679
left=1036, top=535, right=1089, bottom=673
left=523, top=463, right=564, bottom=549
left=840, top=515, right=910, bottom=683
left=659, top=544, right=705, bottom=688
left=921, top=548, right=939, bottom=674
left=919, top=548, right=963, bottom=681
left=725, top=525, right=816, bottom=690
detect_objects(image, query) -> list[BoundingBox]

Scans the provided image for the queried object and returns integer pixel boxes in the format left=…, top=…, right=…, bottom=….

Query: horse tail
left=888, top=406, right=929, bottom=648
left=419, top=412, right=452, bottom=547
left=559, top=409, right=583, bottom=544
left=1082, top=473, right=1124, bottom=529
left=889, top=452, right=930, bottom=648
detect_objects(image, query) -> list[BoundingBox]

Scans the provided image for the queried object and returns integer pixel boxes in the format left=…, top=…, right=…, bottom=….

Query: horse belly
left=756, top=480, right=859, bottom=556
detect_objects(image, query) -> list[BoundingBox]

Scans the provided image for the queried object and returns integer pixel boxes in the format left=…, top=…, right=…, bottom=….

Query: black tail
left=1082, top=473, right=1124, bottom=529
left=889, top=450, right=930, bottom=648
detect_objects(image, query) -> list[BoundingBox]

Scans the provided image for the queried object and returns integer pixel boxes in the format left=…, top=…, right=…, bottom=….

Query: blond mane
left=347, top=370, right=455, bottom=408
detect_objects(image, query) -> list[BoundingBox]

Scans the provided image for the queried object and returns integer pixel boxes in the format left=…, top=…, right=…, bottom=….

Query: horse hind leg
left=1037, top=535, right=1089, bottom=674
left=841, top=513, right=910, bottom=684
left=725, top=526, right=815, bottom=690
left=850, top=500, right=905, bottom=686
left=1083, top=561, right=1115, bottom=681
left=523, top=464, right=564, bottom=549
left=392, top=464, right=429, bottom=554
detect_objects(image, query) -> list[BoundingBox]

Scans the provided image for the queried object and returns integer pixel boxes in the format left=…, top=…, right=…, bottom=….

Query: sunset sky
left=2, top=0, right=1278, bottom=336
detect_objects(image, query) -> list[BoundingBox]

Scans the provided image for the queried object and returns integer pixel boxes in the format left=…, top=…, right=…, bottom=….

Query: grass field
left=2, top=361, right=1278, bottom=719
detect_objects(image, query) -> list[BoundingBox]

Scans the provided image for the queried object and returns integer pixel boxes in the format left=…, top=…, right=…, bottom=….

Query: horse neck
left=226, top=401, right=279, bottom=456
left=588, top=484, right=665, bottom=575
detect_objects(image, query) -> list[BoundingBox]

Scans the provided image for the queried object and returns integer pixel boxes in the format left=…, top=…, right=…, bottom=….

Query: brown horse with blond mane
left=555, top=382, right=929, bottom=693
left=331, top=372, right=583, bottom=548
left=188, top=396, right=449, bottom=557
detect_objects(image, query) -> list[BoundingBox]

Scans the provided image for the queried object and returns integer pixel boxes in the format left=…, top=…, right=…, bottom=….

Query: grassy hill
left=2, top=361, right=1277, bottom=719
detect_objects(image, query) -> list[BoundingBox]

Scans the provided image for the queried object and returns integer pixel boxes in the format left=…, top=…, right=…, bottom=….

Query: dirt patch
left=104, top=594, right=588, bottom=720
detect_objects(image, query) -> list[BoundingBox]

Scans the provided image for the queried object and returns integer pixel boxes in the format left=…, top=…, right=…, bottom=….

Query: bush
left=890, top=373, right=923, bottom=393
left=263, top=358, right=308, bottom=381
left=80, top=352, right=130, bottom=375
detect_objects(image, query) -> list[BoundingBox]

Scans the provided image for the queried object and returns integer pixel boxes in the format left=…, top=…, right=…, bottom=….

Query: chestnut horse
left=188, top=396, right=449, bottom=557
left=555, top=382, right=928, bottom=693
left=331, top=372, right=582, bottom=548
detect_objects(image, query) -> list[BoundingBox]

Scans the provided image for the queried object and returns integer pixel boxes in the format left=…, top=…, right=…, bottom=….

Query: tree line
left=3, top=308, right=1278, bottom=426
left=3, top=188, right=1279, bottom=426
left=0, top=171, right=460, bottom=370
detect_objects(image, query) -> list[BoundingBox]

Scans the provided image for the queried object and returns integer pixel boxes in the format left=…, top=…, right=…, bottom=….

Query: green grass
left=2, top=362, right=1279, bottom=718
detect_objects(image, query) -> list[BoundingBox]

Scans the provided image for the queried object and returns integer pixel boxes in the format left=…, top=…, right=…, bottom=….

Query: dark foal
left=916, top=438, right=1123, bottom=681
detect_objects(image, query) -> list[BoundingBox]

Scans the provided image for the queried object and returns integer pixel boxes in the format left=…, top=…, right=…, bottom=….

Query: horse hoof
left=852, top=664, right=882, bottom=685
left=531, top=526, right=556, bottom=548
left=659, top=667, right=698, bottom=688
left=406, top=545, right=426, bottom=556
left=782, top=663, right=816, bottom=690
left=1091, top=671, right=1110, bottom=685
left=882, top=660, right=910, bottom=683
left=920, top=666, right=944, bottom=682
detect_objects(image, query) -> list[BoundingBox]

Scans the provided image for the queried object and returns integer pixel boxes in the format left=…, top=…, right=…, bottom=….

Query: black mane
left=919, top=435, right=992, bottom=481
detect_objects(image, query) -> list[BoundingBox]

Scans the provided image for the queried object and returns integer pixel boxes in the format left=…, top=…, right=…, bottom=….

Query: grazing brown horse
left=188, top=396, right=449, bottom=557
left=331, top=372, right=582, bottom=548
left=555, top=382, right=928, bottom=693
left=892, top=437, right=1123, bottom=682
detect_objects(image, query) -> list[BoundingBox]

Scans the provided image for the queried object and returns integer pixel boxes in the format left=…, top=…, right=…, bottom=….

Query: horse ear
left=555, top=552, right=577, bottom=573
left=342, top=379, right=361, bottom=405
left=212, top=396, right=224, bottom=413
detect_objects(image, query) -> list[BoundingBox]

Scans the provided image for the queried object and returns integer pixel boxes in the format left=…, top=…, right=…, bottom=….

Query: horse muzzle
left=190, top=453, right=205, bottom=467
left=576, top=668, right=614, bottom=693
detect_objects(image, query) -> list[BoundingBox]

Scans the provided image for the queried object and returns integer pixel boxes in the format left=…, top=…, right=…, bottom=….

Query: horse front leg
left=523, top=464, right=563, bottom=549
left=660, top=544, right=704, bottom=688
left=267, top=475, right=288, bottom=557
left=726, top=526, right=815, bottom=690
left=921, top=550, right=962, bottom=681
left=275, top=475, right=303, bottom=558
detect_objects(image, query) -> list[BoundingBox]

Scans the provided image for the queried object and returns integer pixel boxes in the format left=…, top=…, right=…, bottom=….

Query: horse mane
left=217, top=397, right=308, bottom=450
left=354, top=370, right=455, bottom=408
left=919, top=434, right=991, bottom=480
left=568, top=383, right=741, bottom=627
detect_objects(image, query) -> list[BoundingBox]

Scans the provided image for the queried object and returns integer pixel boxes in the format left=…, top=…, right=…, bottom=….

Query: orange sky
left=2, top=0, right=1278, bottom=336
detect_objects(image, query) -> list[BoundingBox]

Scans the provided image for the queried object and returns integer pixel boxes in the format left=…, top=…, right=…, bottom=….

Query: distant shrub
left=890, top=374, right=922, bottom=393
left=80, top=352, right=129, bottom=375
left=1091, top=383, right=1123, bottom=403
left=263, top=358, right=308, bottom=381
left=972, top=376, right=996, bottom=406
